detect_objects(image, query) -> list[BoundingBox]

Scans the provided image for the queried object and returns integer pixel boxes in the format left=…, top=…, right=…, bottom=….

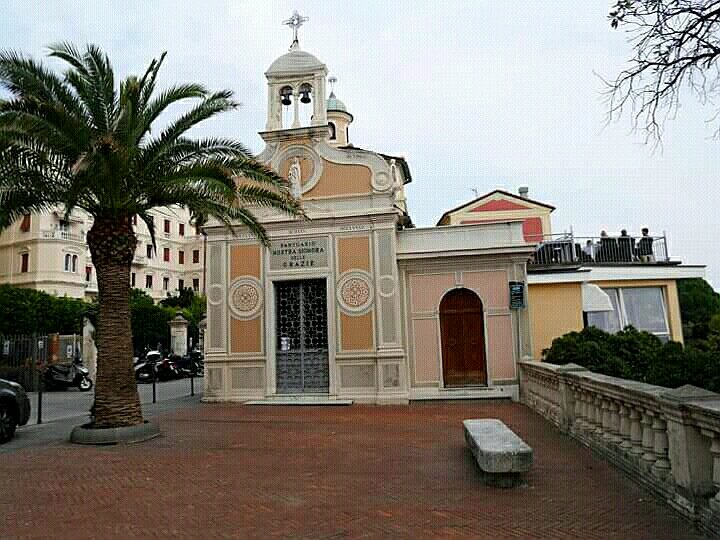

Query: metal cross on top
left=283, top=10, right=309, bottom=47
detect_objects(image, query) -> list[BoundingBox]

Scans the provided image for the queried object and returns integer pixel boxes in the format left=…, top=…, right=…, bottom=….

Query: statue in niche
left=288, top=157, right=302, bottom=199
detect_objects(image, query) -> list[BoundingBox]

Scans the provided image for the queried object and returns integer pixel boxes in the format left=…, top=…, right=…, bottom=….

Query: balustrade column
left=602, top=399, right=613, bottom=442
left=594, top=396, right=605, bottom=438
left=629, top=407, right=644, bottom=457
left=650, top=416, right=671, bottom=481
left=572, top=388, right=583, bottom=432
left=618, top=404, right=632, bottom=450
left=609, top=401, right=622, bottom=444
left=641, top=411, right=656, bottom=468
left=708, top=434, right=720, bottom=512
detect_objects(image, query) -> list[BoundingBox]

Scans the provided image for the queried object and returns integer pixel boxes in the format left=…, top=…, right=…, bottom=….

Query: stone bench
left=463, top=419, right=533, bottom=487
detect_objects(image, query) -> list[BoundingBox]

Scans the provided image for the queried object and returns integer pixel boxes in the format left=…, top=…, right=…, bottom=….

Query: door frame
left=266, top=272, right=336, bottom=396
left=438, top=286, right=490, bottom=388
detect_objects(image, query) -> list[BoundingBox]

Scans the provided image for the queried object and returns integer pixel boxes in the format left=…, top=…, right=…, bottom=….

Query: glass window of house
left=192, top=278, right=199, bottom=291
left=72, top=255, right=78, bottom=273
left=21, top=253, right=29, bottom=273
left=164, top=219, right=171, bottom=234
left=193, top=250, right=200, bottom=264
left=64, top=254, right=71, bottom=272
left=178, top=278, right=184, bottom=290
left=146, top=275, right=153, bottom=289
left=163, top=247, right=170, bottom=262
left=587, top=286, right=669, bottom=340
left=163, top=277, right=170, bottom=291
left=146, top=244, right=153, bottom=259
left=85, top=266, right=92, bottom=282
left=587, top=288, right=621, bottom=333
left=179, top=250, right=185, bottom=264
left=622, top=287, right=669, bottom=336
left=179, top=223, right=185, bottom=236
left=131, top=272, right=136, bottom=287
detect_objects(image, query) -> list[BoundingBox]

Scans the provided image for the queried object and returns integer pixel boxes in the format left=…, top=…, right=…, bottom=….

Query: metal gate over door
left=275, top=279, right=329, bottom=394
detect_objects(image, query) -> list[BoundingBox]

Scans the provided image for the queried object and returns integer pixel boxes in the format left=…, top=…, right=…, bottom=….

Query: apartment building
left=0, top=206, right=205, bottom=302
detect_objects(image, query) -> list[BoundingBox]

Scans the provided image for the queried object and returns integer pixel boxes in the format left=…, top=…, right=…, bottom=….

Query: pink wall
left=407, top=270, right=516, bottom=386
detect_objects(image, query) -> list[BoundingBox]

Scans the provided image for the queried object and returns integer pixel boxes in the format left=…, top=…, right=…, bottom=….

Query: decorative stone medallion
left=337, top=271, right=374, bottom=314
left=274, top=144, right=323, bottom=194
left=228, top=278, right=263, bottom=319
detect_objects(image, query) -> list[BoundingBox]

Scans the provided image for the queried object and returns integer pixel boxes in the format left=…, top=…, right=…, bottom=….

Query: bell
left=300, top=91, right=311, bottom=104
left=280, top=86, right=292, bottom=106
left=281, top=95, right=292, bottom=106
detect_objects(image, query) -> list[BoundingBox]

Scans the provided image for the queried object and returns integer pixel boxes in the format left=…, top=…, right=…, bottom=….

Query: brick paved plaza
left=0, top=401, right=706, bottom=539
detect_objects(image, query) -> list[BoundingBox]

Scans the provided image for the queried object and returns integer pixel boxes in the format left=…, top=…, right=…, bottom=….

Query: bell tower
left=264, top=11, right=328, bottom=132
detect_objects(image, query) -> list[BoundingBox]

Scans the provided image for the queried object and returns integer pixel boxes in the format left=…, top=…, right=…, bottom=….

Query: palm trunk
left=87, top=216, right=143, bottom=428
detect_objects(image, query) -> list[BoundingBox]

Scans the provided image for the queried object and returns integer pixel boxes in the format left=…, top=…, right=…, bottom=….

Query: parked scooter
left=134, top=351, right=181, bottom=382
left=174, top=350, right=204, bottom=378
left=44, top=357, right=93, bottom=391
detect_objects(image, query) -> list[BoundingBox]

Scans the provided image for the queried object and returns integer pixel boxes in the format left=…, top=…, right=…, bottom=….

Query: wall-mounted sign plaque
left=270, top=237, right=328, bottom=270
left=509, top=281, right=526, bottom=309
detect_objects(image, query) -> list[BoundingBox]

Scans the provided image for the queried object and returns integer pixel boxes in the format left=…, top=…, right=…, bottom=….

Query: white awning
left=582, top=283, right=613, bottom=312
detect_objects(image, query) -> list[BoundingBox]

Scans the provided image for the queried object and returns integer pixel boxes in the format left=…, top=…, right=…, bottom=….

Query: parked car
left=0, top=378, right=31, bottom=443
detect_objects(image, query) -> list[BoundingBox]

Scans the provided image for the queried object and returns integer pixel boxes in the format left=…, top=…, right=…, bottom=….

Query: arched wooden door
left=440, top=288, right=487, bottom=387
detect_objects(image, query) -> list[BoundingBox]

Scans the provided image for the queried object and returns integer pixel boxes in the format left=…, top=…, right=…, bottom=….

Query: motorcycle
left=44, top=357, right=93, bottom=391
left=134, top=351, right=181, bottom=382
left=173, top=350, right=204, bottom=378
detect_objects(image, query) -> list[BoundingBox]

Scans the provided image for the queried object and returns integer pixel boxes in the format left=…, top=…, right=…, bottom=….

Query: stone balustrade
left=519, top=360, right=720, bottom=538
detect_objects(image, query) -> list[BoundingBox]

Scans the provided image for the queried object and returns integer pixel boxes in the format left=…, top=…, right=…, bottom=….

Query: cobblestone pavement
left=0, top=401, right=706, bottom=539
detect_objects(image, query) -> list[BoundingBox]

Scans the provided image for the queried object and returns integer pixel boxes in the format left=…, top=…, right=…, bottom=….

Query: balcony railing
left=41, top=229, right=84, bottom=242
left=529, top=232, right=670, bottom=267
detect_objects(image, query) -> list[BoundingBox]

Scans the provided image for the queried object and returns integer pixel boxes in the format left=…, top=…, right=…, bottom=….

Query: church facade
left=202, top=26, right=534, bottom=403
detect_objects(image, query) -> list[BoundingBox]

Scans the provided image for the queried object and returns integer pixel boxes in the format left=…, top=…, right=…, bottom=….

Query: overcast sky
left=2, top=1, right=718, bottom=287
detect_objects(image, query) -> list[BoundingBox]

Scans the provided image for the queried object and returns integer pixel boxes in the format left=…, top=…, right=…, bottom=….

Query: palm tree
left=0, top=44, right=301, bottom=428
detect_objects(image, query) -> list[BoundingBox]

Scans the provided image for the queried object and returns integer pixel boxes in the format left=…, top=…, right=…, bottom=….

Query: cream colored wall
left=405, top=268, right=517, bottom=388
left=0, top=205, right=205, bottom=302
left=528, top=283, right=584, bottom=359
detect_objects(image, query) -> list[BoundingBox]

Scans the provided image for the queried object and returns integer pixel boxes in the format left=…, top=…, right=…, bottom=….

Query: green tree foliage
left=543, top=325, right=720, bottom=393
left=0, top=284, right=87, bottom=335
left=129, top=289, right=174, bottom=355
left=677, top=278, right=720, bottom=341
left=159, top=287, right=205, bottom=348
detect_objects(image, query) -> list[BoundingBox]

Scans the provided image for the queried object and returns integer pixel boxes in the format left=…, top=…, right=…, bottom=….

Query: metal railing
left=530, top=232, right=670, bottom=266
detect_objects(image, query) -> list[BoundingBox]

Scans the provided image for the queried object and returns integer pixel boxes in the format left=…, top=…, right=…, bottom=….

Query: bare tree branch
left=607, top=0, right=720, bottom=146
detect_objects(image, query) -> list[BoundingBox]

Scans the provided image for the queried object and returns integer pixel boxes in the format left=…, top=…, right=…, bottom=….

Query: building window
left=163, top=247, right=170, bottom=262
left=72, top=255, right=78, bottom=273
left=164, top=219, right=171, bottom=234
left=192, top=278, right=200, bottom=292
left=131, top=272, right=136, bottom=287
left=20, top=214, right=31, bottom=232
left=179, top=250, right=185, bottom=265
left=328, top=122, right=336, bottom=140
left=20, top=253, right=29, bottom=273
left=64, top=254, right=71, bottom=272
left=586, top=287, right=670, bottom=341
left=146, top=244, right=153, bottom=259
left=163, top=277, right=170, bottom=291
left=85, top=266, right=92, bottom=282
left=178, top=278, right=184, bottom=291
left=145, top=275, right=153, bottom=289
left=192, top=249, right=200, bottom=264
left=179, top=223, right=185, bottom=236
